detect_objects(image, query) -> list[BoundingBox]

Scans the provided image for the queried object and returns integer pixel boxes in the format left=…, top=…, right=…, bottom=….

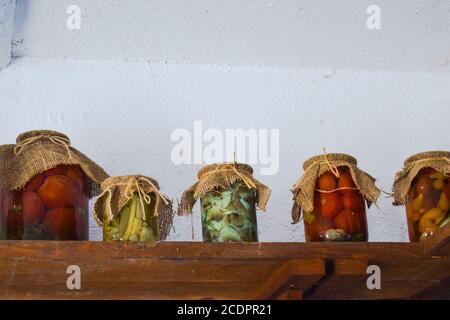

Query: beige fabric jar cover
left=94, top=175, right=174, bottom=240
left=1, top=130, right=108, bottom=197
left=178, top=162, right=271, bottom=215
left=291, top=153, right=381, bottom=224
left=393, top=151, right=450, bottom=205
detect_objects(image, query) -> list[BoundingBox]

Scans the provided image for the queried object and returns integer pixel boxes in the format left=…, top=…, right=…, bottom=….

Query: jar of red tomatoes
left=291, top=153, right=380, bottom=242
left=0, top=130, right=108, bottom=240
left=393, top=151, right=450, bottom=242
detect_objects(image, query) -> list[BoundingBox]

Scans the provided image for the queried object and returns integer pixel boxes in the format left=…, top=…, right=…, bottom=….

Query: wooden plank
left=305, top=259, right=369, bottom=300
left=253, top=259, right=326, bottom=300
left=276, top=289, right=303, bottom=300
left=413, top=276, right=450, bottom=300
left=0, top=281, right=260, bottom=300
left=424, top=223, right=450, bottom=256
left=0, top=258, right=278, bottom=283
left=0, top=241, right=425, bottom=261
left=0, top=241, right=446, bottom=300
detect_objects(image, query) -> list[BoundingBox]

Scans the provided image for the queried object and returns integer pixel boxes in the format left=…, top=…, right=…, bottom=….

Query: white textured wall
left=0, top=0, right=15, bottom=70
left=1, top=57, right=449, bottom=242
left=11, top=0, right=450, bottom=71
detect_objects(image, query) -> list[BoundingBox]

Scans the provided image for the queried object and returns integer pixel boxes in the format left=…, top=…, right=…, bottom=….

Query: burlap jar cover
left=178, top=162, right=271, bottom=215
left=1, top=130, right=108, bottom=197
left=94, top=175, right=174, bottom=240
left=393, top=151, right=450, bottom=205
left=291, top=153, right=381, bottom=224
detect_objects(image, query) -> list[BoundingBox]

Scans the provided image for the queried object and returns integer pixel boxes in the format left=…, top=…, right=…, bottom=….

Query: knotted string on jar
left=14, top=134, right=73, bottom=159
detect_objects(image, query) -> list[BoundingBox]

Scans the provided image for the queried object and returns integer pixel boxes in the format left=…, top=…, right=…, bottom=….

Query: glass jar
left=304, top=167, right=368, bottom=242
left=405, top=168, right=450, bottom=242
left=0, top=187, right=13, bottom=240
left=0, top=165, right=89, bottom=240
left=201, top=182, right=258, bottom=242
left=103, top=192, right=159, bottom=242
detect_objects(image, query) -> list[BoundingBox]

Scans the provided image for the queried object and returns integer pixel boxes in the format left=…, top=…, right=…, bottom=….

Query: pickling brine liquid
left=0, top=165, right=89, bottom=240
left=405, top=168, right=450, bottom=242
left=201, top=183, right=258, bottom=242
left=103, top=193, right=159, bottom=242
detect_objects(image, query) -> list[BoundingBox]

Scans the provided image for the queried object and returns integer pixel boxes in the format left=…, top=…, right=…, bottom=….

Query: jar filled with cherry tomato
left=292, top=153, right=380, bottom=242
left=393, top=151, right=450, bottom=242
left=0, top=130, right=108, bottom=240
left=5, top=165, right=89, bottom=240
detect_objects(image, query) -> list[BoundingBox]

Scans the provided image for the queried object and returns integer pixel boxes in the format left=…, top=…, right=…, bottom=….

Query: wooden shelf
left=0, top=224, right=449, bottom=300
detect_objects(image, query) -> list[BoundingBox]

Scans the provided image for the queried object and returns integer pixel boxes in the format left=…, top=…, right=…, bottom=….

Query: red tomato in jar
left=25, top=174, right=45, bottom=192
left=316, top=192, right=342, bottom=219
left=341, top=191, right=365, bottom=212
left=337, top=169, right=356, bottom=194
left=316, top=172, right=337, bottom=191
left=38, top=175, right=80, bottom=209
left=22, top=191, right=45, bottom=228
left=65, top=166, right=86, bottom=192
left=334, top=209, right=363, bottom=234
left=45, top=208, right=76, bottom=240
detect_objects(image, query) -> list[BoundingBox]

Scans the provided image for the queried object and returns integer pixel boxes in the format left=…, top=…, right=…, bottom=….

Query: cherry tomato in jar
left=25, top=173, right=45, bottom=192
left=38, top=175, right=80, bottom=209
left=45, top=208, right=77, bottom=240
left=341, top=190, right=365, bottom=212
left=22, top=191, right=45, bottom=228
left=316, top=192, right=342, bottom=219
left=317, top=172, right=337, bottom=191
left=334, top=209, right=363, bottom=234
left=65, top=166, right=86, bottom=192
left=337, top=169, right=356, bottom=193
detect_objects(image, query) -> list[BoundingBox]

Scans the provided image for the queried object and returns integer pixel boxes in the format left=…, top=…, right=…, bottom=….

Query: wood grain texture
left=0, top=241, right=448, bottom=300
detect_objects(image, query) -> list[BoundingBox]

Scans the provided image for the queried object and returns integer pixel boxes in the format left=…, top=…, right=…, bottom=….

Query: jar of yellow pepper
left=393, top=151, right=450, bottom=242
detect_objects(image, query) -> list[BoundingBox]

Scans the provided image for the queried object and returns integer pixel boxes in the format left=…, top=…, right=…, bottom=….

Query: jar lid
left=303, top=153, right=357, bottom=171
left=16, top=130, right=71, bottom=145
left=403, top=151, right=450, bottom=167
left=197, top=162, right=254, bottom=179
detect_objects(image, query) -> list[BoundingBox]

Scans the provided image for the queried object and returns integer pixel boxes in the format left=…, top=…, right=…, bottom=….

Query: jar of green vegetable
left=94, top=175, right=173, bottom=242
left=179, top=162, right=271, bottom=243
